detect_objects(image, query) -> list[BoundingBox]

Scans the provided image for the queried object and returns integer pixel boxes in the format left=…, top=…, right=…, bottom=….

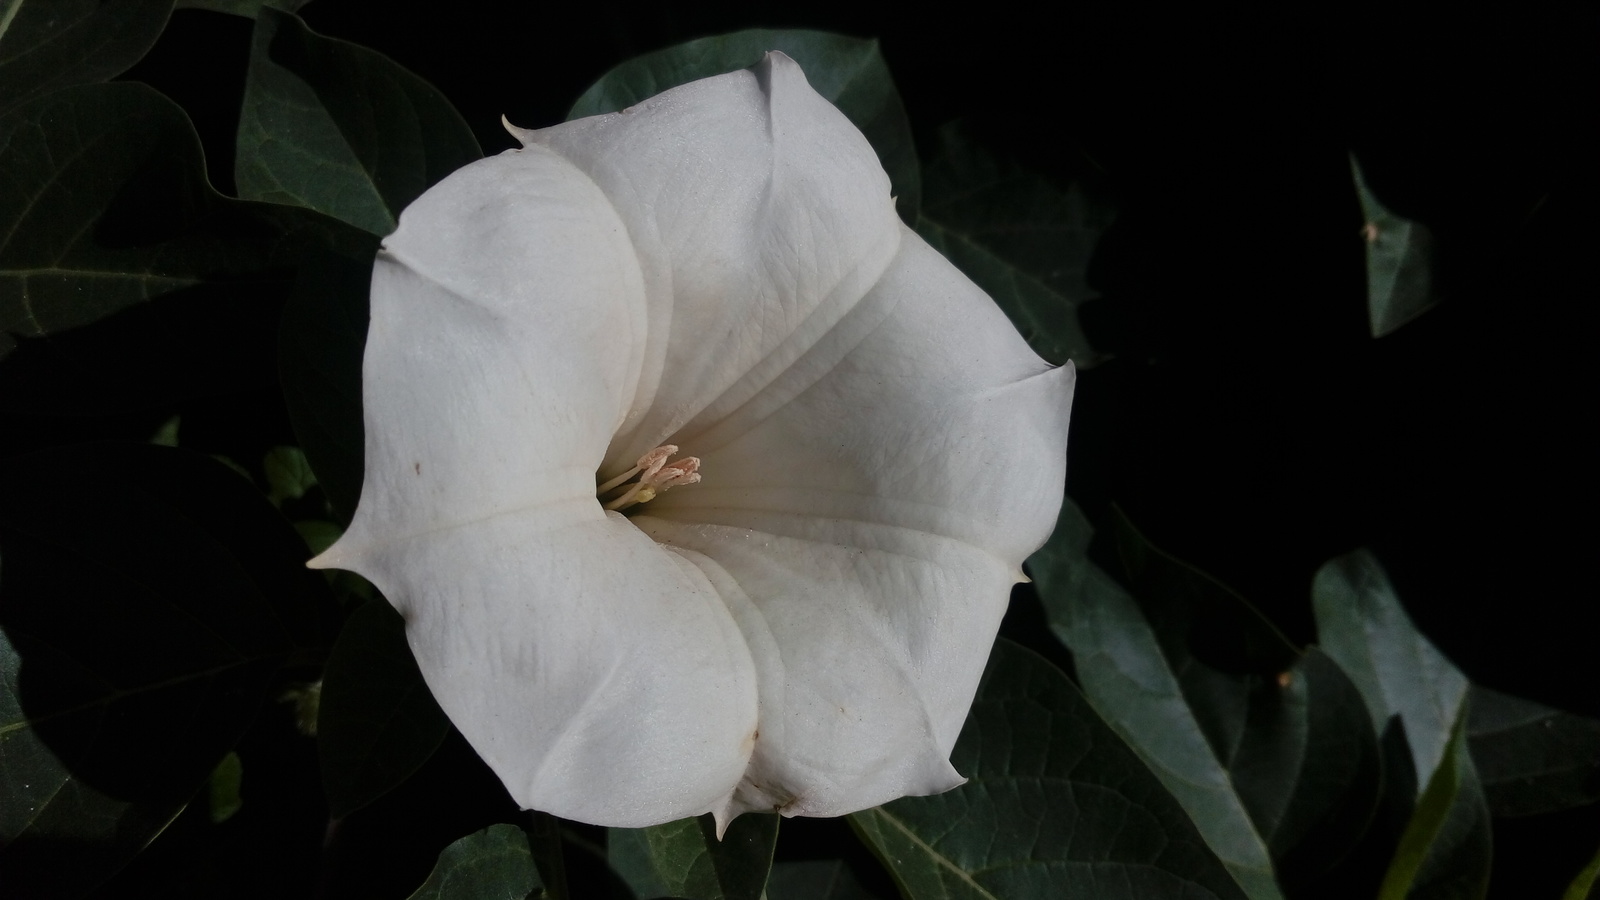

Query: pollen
left=598, top=444, right=701, bottom=512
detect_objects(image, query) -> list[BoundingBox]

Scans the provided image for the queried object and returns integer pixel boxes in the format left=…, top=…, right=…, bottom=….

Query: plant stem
left=526, top=810, right=569, bottom=900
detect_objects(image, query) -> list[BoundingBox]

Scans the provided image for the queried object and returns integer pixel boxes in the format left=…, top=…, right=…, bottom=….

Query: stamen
left=596, top=445, right=678, bottom=495
left=602, top=481, right=649, bottom=511
left=596, top=443, right=700, bottom=512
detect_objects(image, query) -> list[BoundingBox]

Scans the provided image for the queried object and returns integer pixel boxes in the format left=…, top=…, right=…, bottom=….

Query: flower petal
left=636, top=229, right=1076, bottom=819
left=311, top=143, right=760, bottom=826
left=351, top=510, right=759, bottom=826
left=520, top=52, right=904, bottom=482
left=318, top=142, right=647, bottom=556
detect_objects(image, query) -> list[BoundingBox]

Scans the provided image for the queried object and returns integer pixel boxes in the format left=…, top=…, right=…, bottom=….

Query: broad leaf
left=1378, top=724, right=1492, bottom=900
left=0, top=81, right=365, bottom=417
left=236, top=8, right=481, bottom=235
left=766, top=860, right=881, bottom=900
left=1031, top=503, right=1386, bottom=898
left=0, top=630, right=188, bottom=900
left=407, top=824, right=542, bottom=900
left=1108, top=510, right=1382, bottom=878
left=318, top=598, right=450, bottom=818
left=1466, top=685, right=1600, bottom=817
left=917, top=124, right=1112, bottom=368
left=1313, top=550, right=1469, bottom=795
left=0, top=443, right=331, bottom=897
left=0, top=81, right=293, bottom=360
left=568, top=28, right=921, bottom=226
left=850, top=640, right=1246, bottom=900
left=0, top=0, right=174, bottom=115
left=608, top=812, right=778, bottom=900
left=1351, top=154, right=1435, bottom=338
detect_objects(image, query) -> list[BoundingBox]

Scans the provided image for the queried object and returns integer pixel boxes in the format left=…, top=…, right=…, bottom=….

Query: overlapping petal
left=513, top=52, right=904, bottom=480
left=639, top=230, right=1074, bottom=822
left=312, top=51, right=1074, bottom=829
left=311, top=138, right=760, bottom=826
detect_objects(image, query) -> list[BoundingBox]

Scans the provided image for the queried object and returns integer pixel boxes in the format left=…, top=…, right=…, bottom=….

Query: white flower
left=309, top=52, right=1074, bottom=831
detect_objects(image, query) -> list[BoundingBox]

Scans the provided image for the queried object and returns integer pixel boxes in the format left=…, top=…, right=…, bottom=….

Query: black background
left=68, top=0, right=1600, bottom=896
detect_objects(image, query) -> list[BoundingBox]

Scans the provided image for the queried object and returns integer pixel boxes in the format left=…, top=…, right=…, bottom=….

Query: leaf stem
left=526, top=810, right=569, bottom=900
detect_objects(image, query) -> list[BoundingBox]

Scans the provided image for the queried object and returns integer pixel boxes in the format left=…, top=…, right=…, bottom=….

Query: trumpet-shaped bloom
left=310, top=52, right=1075, bottom=830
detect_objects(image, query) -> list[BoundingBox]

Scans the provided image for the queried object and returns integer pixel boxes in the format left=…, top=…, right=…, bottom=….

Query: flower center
left=597, top=444, right=701, bottom=512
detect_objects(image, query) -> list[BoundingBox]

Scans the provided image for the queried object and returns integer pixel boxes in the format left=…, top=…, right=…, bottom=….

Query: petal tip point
left=306, top=539, right=357, bottom=572
left=500, top=114, right=538, bottom=148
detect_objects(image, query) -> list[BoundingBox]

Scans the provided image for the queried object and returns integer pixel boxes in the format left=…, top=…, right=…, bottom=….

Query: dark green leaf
left=765, top=860, right=880, bottom=900
left=318, top=597, right=450, bottom=818
left=523, top=810, right=570, bottom=900
left=1313, top=551, right=1469, bottom=795
left=175, top=0, right=310, bottom=15
left=0, top=81, right=295, bottom=361
left=1107, top=508, right=1298, bottom=681
left=1378, top=723, right=1492, bottom=900
left=1032, top=503, right=1386, bottom=898
left=1109, top=511, right=1383, bottom=880
left=1466, top=685, right=1600, bottom=817
left=207, top=751, right=243, bottom=823
left=1565, top=844, right=1600, bottom=900
left=406, top=823, right=542, bottom=900
left=850, top=640, right=1247, bottom=900
left=0, top=0, right=174, bottom=116
left=0, top=80, right=362, bottom=416
left=1031, top=504, right=1277, bottom=899
left=608, top=812, right=778, bottom=900
left=276, top=222, right=377, bottom=524
left=1242, top=650, right=1386, bottom=882
left=236, top=8, right=481, bottom=235
left=0, top=630, right=187, bottom=900
left=1352, top=154, right=1435, bottom=338
left=916, top=124, right=1113, bottom=367
left=568, top=28, right=920, bottom=226
left=294, top=520, right=342, bottom=557
left=0, top=443, right=332, bottom=898
left=263, top=445, right=317, bottom=508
